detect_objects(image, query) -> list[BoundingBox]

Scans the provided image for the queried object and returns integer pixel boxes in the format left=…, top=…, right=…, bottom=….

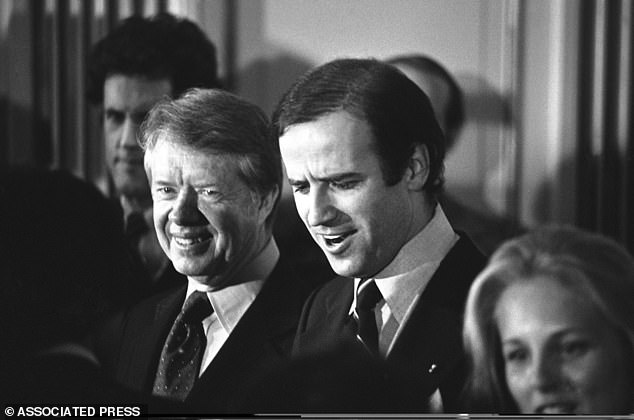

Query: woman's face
left=495, top=276, right=633, bottom=414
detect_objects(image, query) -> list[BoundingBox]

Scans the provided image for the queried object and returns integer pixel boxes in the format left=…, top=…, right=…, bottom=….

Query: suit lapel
left=387, top=234, right=486, bottom=399
left=188, top=257, right=305, bottom=405
left=293, top=278, right=358, bottom=355
left=116, top=286, right=186, bottom=392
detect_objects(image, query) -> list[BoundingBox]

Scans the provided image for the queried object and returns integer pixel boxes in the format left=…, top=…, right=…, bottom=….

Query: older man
left=87, top=13, right=220, bottom=297
left=104, top=89, right=306, bottom=413
left=273, top=58, right=486, bottom=412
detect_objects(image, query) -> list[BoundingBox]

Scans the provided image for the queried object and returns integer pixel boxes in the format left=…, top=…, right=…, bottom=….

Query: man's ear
left=406, top=144, right=430, bottom=191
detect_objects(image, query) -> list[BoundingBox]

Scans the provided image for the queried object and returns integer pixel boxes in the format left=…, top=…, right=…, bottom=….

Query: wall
left=231, top=0, right=527, bottom=224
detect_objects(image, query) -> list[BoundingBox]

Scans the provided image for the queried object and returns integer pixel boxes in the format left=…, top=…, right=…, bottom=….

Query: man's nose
left=169, top=187, right=203, bottom=225
left=306, top=188, right=337, bottom=227
left=120, top=117, right=140, bottom=148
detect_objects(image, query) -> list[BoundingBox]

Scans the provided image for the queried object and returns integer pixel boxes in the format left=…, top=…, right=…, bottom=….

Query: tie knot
left=356, top=280, right=382, bottom=311
left=181, top=291, right=213, bottom=322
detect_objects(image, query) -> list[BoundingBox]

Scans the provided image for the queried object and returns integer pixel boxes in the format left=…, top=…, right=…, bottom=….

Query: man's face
left=146, top=139, right=273, bottom=289
left=103, top=74, right=172, bottom=200
left=279, top=111, right=418, bottom=279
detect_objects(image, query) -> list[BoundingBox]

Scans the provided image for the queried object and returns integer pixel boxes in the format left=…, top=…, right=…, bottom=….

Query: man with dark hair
left=387, top=54, right=522, bottom=254
left=87, top=13, right=220, bottom=297
left=104, top=89, right=306, bottom=413
left=273, top=58, right=486, bottom=412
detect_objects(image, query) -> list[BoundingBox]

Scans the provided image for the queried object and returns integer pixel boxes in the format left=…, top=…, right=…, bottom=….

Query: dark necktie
left=355, top=279, right=383, bottom=355
left=152, top=291, right=213, bottom=401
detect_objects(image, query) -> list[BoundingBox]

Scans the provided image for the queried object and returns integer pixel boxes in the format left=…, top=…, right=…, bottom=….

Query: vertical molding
left=501, top=0, right=522, bottom=227
left=31, top=0, right=47, bottom=166
left=76, top=0, right=93, bottom=177
left=576, top=0, right=597, bottom=229
left=616, top=0, right=633, bottom=251
left=626, top=1, right=634, bottom=252
left=592, top=0, right=608, bottom=231
left=50, top=0, right=62, bottom=168
left=223, top=0, right=236, bottom=91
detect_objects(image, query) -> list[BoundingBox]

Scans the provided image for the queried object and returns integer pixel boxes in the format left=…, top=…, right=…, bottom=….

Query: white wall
left=233, top=0, right=521, bottom=221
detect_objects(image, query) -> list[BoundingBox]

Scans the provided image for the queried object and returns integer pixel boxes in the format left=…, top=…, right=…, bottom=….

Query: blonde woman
left=463, top=225, right=634, bottom=414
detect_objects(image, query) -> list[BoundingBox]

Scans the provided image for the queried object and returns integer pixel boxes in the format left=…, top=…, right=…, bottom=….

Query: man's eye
left=200, top=189, right=219, bottom=197
left=155, top=186, right=175, bottom=196
left=331, top=180, right=357, bottom=190
left=105, top=110, right=124, bottom=125
left=292, top=184, right=309, bottom=194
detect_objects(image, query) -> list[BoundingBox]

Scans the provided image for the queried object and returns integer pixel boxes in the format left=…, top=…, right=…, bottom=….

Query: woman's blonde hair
left=462, top=225, right=634, bottom=412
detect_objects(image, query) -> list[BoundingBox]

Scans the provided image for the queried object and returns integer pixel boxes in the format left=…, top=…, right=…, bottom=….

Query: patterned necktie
left=153, top=291, right=213, bottom=401
left=355, top=279, right=383, bottom=355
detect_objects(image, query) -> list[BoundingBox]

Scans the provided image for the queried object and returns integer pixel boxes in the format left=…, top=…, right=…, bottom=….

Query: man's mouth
left=319, top=230, right=357, bottom=252
left=172, top=232, right=212, bottom=248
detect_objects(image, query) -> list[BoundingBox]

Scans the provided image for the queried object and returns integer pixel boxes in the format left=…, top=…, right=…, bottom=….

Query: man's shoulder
left=424, top=232, right=487, bottom=308
left=310, top=275, right=352, bottom=302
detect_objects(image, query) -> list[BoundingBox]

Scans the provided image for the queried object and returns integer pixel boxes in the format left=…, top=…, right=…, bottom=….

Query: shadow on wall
left=451, top=73, right=513, bottom=212
left=444, top=73, right=522, bottom=254
left=238, top=52, right=314, bottom=117
left=1, top=7, right=51, bottom=168
left=240, top=52, right=335, bottom=289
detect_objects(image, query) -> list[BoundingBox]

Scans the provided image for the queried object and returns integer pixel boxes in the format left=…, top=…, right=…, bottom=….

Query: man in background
left=387, top=54, right=522, bottom=255
left=87, top=13, right=220, bottom=298
left=274, top=58, right=486, bottom=412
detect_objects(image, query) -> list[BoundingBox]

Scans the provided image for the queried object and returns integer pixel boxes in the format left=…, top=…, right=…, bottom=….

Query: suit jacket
left=8, top=351, right=182, bottom=412
left=293, top=233, right=486, bottom=413
left=105, top=257, right=307, bottom=414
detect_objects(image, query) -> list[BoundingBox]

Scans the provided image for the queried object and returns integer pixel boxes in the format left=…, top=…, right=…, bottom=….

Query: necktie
left=355, top=279, right=383, bottom=355
left=153, top=291, right=213, bottom=401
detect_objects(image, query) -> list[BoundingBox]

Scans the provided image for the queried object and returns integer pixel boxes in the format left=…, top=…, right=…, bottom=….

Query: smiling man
left=87, top=13, right=220, bottom=298
left=105, top=89, right=306, bottom=413
left=273, top=58, right=486, bottom=413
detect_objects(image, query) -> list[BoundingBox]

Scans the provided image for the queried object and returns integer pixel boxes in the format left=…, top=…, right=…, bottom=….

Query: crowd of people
left=2, top=12, right=633, bottom=416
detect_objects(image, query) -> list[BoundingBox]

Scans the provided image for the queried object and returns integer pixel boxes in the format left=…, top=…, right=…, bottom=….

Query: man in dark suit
left=87, top=13, right=221, bottom=299
left=273, top=58, right=487, bottom=413
left=103, top=89, right=306, bottom=414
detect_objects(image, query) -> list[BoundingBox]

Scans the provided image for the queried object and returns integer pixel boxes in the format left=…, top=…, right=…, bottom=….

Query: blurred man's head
left=87, top=13, right=219, bottom=204
left=387, top=54, right=464, bottom=151
left=1, top=168, right=131, bottom=356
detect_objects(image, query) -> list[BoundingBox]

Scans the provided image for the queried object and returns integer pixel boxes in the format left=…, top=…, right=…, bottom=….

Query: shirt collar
left=350, top=205, right=458, bottom=322
left=186, top=238, right=279, bottom=333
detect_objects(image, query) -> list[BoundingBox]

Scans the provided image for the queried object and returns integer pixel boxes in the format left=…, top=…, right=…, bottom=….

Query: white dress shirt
left=349, top=204, right=458, bottom=357
left=184, top=238, right=280, bottom=375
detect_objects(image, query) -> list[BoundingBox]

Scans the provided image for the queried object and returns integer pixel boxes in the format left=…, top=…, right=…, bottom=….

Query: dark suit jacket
left=6, top=351, right=183, bottom=413
left=293, top=233, right=486, bottom=413
left=104, top=257, right=307, bottom=414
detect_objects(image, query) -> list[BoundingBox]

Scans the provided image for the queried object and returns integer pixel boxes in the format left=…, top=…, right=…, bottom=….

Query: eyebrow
left=287, top=172, right=361, bottom=185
